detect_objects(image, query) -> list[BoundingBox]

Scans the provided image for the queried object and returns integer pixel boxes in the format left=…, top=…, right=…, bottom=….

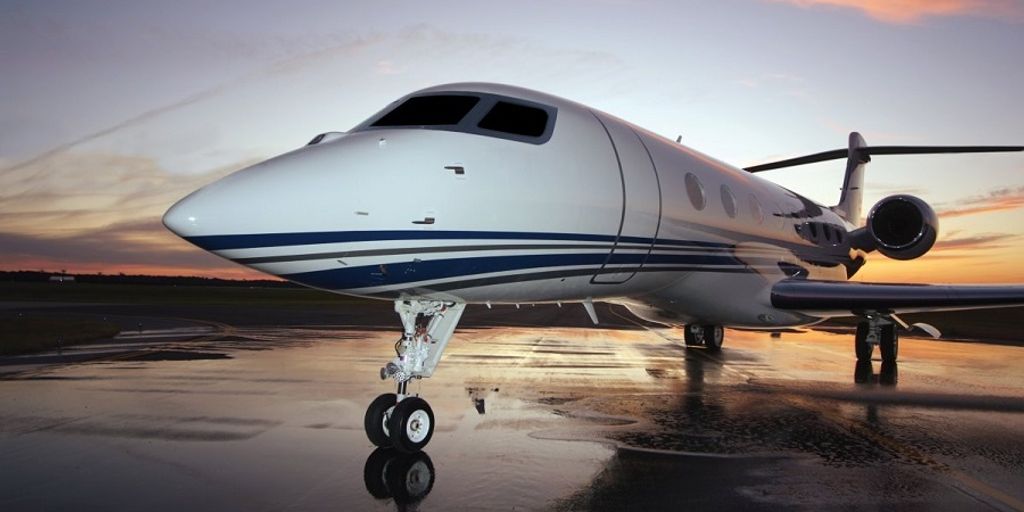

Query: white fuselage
left=164, top=83, right=854, bottom=329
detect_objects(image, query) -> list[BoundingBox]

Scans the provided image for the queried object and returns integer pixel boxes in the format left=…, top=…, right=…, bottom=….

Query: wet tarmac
left=1, top=303, right=1023, bottom=511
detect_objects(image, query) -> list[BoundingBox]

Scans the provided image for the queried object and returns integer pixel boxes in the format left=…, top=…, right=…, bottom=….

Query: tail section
left=833, top=132, right=870, bottom=224
left=743, top=133, right=1022, bottom=226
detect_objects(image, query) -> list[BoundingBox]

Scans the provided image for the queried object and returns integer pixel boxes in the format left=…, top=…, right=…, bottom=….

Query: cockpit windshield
left=371, top=95, right=480, bottom=127
left=478, top=101, right=548, bottom=137
left=356, top=92, right=557, bottom=144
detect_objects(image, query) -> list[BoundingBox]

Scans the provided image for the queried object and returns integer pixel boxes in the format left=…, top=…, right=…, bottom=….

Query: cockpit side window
left=371, top=95, right=480, bottom=127
left=477, top=101, right=548, bottom=137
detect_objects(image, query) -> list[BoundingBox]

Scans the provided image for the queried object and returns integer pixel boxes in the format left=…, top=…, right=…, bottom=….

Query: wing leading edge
left=771, top=279, right=1024, bottom=315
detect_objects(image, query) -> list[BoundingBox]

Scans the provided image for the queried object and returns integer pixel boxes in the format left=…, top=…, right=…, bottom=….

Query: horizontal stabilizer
left=745, top=145, right=1023, bottom=173
left=745, top=149, right=847, bottom=172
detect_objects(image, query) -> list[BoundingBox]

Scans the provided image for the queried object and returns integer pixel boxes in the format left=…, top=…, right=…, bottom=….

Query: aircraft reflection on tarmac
left=362, top=386, right=503, bottom=510
left=364, top=448, right=436, bottom=510
left=359, top=351, right=897, bottom=510
left=685, top=338, right=900, bottom=387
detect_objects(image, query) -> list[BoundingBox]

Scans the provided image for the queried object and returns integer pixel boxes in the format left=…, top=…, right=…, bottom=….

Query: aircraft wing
left=771, top=279, right=1024, bottom=316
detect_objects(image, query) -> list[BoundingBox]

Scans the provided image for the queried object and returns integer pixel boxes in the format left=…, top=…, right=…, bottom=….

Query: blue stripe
left=185, top=230, right=729, bottom=251
left=280, top=252, right=741, bottom=290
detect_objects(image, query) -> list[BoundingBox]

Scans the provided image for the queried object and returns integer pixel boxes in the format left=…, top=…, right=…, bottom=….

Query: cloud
left=373, top=59, right=403, bottom=76
left=734, top=73, right=805, bottom=89
left=932, top=232, right=1018, bottom=251
left=767, top=0, right=1024, bottom=24
left=391, top=24, right=628, bottom=84
left=0, top=219, right=261, bottom=278
left=937, top=186, right=1024, bottom=218
left=0, top=86, right=228, bottom=175
left=0, top=152, right=259, bottom=236
left=0, top=31, right=386, bottom=176
left=0, top=150, right=267, bottom=277
left=2, top=25, right=625, bottom=178
left=856, top=232, right=1018, bottom=287
left=863, top=182, right=926, bottom=196
left=885, top=231, right=1021, bottom=262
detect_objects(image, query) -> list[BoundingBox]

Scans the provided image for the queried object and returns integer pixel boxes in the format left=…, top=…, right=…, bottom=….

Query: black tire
left=703, top=325, right=724, bottom=352
left=855, top=322, right=873, bottom=362
left=879, top=324, right=899, bottom=363
left=854, top=360, right=872, bottom=384
left=388, top=396, right=435, bottom=453
left=384, top=450, right=435, bottom=505
left=363, top=448, right=395, bottom=499
left=365, top=393, right=397, bottom=448
left=684, top=325, right=704, bottom=347
left=879, top=360, right=898, bottom=386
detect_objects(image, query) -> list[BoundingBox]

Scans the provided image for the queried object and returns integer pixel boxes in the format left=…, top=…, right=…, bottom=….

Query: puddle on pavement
left=120, top=350, right=232, bottom=362
left=1, top=325, right=1022, bottom=510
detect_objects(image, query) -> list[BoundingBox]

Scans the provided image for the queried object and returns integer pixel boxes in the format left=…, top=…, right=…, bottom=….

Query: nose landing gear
left=364, top=300, right=465, bottom=453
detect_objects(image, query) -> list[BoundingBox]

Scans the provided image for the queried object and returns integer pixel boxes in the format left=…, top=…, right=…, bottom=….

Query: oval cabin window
left=685, top=173, right=706, bottom=211
left=720, top=185, right=737, bottom=218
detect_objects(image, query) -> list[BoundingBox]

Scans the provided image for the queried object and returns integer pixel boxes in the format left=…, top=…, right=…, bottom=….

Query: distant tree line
left=0, top=270, right=297, bottom=288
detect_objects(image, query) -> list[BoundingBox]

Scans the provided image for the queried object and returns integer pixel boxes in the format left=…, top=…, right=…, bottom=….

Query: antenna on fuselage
left=675, top=135, right=682, bottom=143
left=582, top=298, right=599, bottom=325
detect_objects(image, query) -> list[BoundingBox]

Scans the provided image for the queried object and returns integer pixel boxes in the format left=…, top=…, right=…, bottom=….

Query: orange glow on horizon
left=0, top=259, right=274, bottom=281
left=770, top=0, right=1023, bottom=23
left=5, top=249, right=1024, bottom=285
left=854, top=251, right=1024, bottom=284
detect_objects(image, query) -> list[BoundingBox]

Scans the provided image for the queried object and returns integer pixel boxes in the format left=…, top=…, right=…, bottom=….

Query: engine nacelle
left=865, top=194, right=938, bottom=260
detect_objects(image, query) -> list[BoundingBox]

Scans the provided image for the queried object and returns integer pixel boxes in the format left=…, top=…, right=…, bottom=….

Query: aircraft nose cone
left=162, top=193, right=201, bottom=238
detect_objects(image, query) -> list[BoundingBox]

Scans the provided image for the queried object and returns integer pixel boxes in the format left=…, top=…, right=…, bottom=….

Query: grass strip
left=1, top=313, right=122, bottom=356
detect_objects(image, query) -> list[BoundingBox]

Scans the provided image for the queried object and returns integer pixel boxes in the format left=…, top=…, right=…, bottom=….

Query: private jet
left=163, top=83, right=1024, bottom=453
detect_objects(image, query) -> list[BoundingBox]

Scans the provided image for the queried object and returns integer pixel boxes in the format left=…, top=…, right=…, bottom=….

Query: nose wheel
left=364, top=393, right=397, bottom=447
left=363, top=300, right=464, bottom=453
left=365, top=393, right=436, bottom=453
left=389, top=397, right=434, bottom=452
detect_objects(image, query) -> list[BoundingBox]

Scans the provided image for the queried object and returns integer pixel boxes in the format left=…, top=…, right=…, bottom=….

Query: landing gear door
left=591, top=115, right=661, bottom=284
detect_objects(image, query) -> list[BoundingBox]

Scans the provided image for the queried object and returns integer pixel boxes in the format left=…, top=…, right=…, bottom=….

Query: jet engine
left=864, top=194, right=938, bottom=260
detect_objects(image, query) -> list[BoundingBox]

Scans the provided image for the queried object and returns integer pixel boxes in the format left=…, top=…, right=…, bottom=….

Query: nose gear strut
left=364, top=300, right=465, bottom=453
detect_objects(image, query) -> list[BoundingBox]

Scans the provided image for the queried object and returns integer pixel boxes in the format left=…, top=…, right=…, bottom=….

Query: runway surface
left=1, top=302, right=1023, bottom=511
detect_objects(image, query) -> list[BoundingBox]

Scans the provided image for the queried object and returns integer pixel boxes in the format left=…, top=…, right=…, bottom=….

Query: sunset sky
left=2, top=0, right=1023, bottom=283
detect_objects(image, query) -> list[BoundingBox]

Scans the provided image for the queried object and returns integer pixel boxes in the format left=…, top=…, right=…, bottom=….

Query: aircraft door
left=591, top=115, right=662, bottom=284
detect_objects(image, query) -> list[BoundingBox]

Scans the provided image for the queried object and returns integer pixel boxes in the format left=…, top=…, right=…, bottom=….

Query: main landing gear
left=684, top=324, right=724, bottom=352
left=364, top=300, right=465, bottom=453
left=854, top=315, right=899, bottom=364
